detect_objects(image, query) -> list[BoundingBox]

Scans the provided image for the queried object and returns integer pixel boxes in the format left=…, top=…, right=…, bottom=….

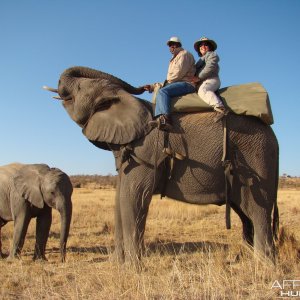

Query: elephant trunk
left=60, top=66, right=145, bottom=95
left=58, top=200, right=72, bottom=262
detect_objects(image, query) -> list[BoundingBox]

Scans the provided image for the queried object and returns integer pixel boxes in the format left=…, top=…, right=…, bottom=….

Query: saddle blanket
left=151, top=82, right=274, bottom=125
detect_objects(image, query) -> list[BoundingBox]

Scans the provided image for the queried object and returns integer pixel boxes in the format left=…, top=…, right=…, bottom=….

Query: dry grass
left=1, top=187, right=299, bottom=299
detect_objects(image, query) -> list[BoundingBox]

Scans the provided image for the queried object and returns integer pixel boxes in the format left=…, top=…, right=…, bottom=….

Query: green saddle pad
left=152, top=82, right=274, bottom=125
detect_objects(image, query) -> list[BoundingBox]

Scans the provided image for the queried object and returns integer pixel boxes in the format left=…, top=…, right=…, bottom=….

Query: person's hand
left=191, top=76, right=200, bottom=83
left=142, top=85, right=152, bottom=92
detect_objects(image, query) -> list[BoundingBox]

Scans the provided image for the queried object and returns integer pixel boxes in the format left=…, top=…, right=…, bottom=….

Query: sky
left=1, top=0, right=299, bottom=176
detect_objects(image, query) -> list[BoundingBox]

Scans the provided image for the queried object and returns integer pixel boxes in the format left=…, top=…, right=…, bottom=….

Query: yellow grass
left=0, top=188, right=299, bottom=299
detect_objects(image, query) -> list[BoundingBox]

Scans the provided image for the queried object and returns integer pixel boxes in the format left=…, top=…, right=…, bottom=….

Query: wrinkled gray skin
left=45, top=66, right=279, bottom=266
left=0, top=163, right=73, bottom=262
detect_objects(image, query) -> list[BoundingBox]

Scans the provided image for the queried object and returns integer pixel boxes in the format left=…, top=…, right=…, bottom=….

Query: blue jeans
left=155, top=82, right=195, bottom=117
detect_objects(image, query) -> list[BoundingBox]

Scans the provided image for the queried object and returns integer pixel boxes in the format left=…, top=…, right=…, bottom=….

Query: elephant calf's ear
left=83, top=91, right=153, bottom=145
left=13, top=168, right=45, bottom=209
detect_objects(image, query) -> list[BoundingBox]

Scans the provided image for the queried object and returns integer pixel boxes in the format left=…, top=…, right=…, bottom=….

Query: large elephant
left=44, top=66, right=279, bottom=265
left=0, top=163, right=73, bottom=262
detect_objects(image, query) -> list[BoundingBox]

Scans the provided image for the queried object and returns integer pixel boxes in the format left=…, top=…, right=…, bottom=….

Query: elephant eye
left=96, top=101, right=112, bottom=111
left=95, top=97, right=119, bottom=111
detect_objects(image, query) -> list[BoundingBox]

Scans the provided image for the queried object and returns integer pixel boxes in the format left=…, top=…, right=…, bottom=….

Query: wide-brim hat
left=194, top=37, right=217, bottom=53
left=167, top=36, right=182, bottom=47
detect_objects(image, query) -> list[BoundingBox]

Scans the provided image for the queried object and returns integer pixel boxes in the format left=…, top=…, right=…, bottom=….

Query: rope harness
left=221, top=115, right=233, bottom=229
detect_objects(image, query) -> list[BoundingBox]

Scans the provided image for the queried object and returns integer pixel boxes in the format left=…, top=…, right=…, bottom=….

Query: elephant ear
left=13, top=165, right=49, bottom=209
left=82, top=90, right=153, bottom=145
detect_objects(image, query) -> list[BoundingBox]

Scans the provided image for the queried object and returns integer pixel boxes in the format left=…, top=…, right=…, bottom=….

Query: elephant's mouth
left=61, top=95, right=73, bottom=102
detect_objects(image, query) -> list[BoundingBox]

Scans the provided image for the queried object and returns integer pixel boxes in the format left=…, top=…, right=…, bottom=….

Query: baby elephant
left=0, top=163, right=73, bottom=262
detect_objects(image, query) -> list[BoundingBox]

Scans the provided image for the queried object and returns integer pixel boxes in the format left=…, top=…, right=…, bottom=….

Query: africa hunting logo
left=272, top=280, right=300, bottom=298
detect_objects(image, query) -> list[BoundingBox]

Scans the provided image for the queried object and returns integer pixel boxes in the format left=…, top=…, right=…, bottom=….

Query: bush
left=70, top=174, right=117, bottom=189
left=279, top=176, right=300, bottom=189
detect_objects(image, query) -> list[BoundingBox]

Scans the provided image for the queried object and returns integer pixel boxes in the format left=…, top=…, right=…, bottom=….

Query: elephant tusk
left=52, top=96, right=62, bottom=100
left=43, top=85, right=58, bottom=93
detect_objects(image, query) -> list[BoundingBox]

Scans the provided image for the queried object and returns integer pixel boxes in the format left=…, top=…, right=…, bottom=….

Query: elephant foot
left=123, top=258, right=144, bottom=273
left=110, top=249, right=125, bottom=265
left=123, top=251, right=144, bottom=272
left=7, top=254, right=21, bottom=261
left=253, top=250, right=276, bottom=267
left=33, top=255, right=48, bottom=262
left=110, top=249, right=144, bottom=271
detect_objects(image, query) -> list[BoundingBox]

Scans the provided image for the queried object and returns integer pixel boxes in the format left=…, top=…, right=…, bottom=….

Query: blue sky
left=1, top=0, right=299, bottom=176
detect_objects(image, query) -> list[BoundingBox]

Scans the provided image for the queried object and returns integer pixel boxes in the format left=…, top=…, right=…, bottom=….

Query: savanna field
left=0, top=176, right=299, bottom=299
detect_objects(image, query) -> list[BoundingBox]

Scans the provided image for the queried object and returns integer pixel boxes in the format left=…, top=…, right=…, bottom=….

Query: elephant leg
left=231, top=204, right=254, bottom=247
left=34, top=207, right=52, bottom=261
left=252, top=210, right=275, bottom=262
left=114, top=176, right=125, bottom=263
left=120, top=198, right=151, bottom=267
left=120, top=192, right=142, bottom=265
left=0, top=226, right=3, bottom=258
left=0, top=220, right=8, bottom=258
left=119, top=168, right=154, bottom=267
left=136, top=203, right=151, bottom=256
left=10, top=208, right=31, bottom=259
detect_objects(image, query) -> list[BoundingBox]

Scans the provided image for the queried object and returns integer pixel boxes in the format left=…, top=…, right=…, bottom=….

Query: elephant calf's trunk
left=59, top=201, right=72, bottom=262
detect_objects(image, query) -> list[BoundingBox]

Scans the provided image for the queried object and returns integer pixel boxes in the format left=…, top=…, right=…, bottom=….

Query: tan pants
left=198, top=77, right=223, bottom=108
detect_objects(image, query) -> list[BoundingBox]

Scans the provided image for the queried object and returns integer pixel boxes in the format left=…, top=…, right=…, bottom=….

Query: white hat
left=166, top=36, right=182, bottom=46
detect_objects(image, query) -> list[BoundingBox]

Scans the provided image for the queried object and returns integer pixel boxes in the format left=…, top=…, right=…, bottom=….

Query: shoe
left=214, top=106, right=229, bottom=118
left=214, top=106, right=226, bottom=114
left=148, top=115, right=173, bottom=131
left=213, top=106, right=229, bottom=122
left=158, top=115, right=173, bottom=131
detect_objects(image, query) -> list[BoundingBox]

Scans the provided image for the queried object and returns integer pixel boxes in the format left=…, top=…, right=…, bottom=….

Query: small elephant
left=0, top=163, right=73, bottom=262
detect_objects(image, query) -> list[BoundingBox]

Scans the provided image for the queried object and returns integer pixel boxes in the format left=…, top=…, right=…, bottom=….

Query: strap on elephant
left=118, top=135, right=185, bottom=172
left=117, top=134, right=185, bottom=199
left=221, top=115, right=234, bottom=230
left=160, top=132, right=171, bottom=198
left=163, top=137, right=185, bottom=180
left=160, top=131, right=185, bottom=198
left=119, top=144, right=154, bottom=169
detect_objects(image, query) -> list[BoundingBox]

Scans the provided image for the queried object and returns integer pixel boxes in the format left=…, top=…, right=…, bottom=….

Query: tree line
left=70, top=175, right=299, bottom=189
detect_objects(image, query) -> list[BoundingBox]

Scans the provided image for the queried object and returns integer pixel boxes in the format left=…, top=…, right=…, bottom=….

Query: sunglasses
left=168, top=42, right=179, bottom=47
left=200, top=42, right=210, bottom=47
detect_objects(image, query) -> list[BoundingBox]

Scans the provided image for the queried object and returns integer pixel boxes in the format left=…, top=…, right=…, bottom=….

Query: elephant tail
left=61, top=66, right=145, bottom=95
left=273, top=202, right=279, bottom=241
left=272, top=146, right=280, bottom=241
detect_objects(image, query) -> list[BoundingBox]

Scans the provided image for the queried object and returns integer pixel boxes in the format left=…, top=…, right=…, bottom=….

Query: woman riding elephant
left=192, top=36, right=226, bottom=113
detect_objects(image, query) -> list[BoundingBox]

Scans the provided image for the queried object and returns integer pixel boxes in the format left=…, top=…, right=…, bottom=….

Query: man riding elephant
left=142, top=36, right=196, bottom=131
